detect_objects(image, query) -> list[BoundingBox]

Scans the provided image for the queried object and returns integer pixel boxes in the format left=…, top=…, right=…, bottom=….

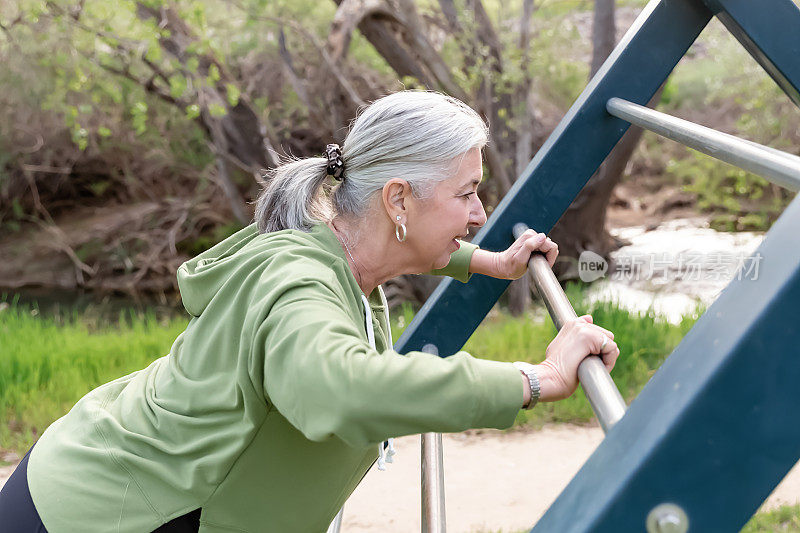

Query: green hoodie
left=27, top=223, right=523, bottom=532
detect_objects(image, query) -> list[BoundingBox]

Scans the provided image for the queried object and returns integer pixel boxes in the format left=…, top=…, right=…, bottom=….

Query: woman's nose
left=469, top=196, right=487, bottom=227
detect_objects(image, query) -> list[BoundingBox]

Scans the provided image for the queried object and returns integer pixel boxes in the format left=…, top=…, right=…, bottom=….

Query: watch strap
left=512, top=361, right=540, bottom=410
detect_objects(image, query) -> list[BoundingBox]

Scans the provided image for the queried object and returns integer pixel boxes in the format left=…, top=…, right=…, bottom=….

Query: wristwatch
left=512, top=361, right=540, bottom=410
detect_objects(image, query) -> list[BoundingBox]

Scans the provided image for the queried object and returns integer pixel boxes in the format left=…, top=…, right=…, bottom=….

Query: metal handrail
left=513, top=223, right=627, bottom=432
left=420, top=344, right=446, bottom=533
left=606, top=97, right=800, bottom=192
left=331, top=346, right=448, bottom=533
left=341, top=233, right=627, bottom=533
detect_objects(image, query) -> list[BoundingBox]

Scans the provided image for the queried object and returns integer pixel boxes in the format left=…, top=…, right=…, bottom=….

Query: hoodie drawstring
left=362, top=290, right=396, bottom=471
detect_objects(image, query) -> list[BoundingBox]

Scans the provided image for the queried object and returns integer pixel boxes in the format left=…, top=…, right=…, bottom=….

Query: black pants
left=0, top=444, right=201, bottom=532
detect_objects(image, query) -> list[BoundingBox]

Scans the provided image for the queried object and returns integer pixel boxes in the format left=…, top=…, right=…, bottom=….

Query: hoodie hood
left=176, top=223, right=352, bottom=317
left=177, top=224, right=261, bottom=317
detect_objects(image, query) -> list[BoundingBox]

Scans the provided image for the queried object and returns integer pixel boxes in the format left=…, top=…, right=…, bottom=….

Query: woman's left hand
left=495, top=229, right=559, bottom=279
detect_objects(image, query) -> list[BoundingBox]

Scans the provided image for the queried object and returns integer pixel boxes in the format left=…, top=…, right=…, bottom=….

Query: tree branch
left=277, top=27, right=334, bottom=137
left=327, top=0, right=394, bottom=64
left=222, top=0, right=366, bottom=108
left=332, top=0, right=433, bottom=86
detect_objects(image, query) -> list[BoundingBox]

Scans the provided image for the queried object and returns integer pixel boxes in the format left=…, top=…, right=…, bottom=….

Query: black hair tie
left=325, top=144, right=345, bottom=181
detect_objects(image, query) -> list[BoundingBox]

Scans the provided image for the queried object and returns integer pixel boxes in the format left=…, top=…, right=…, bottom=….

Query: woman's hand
left=467, top=230, right=558, bottom=280
left=495, top=229, right=558, bottom=279
left=534, top=315, right=620, bottom=402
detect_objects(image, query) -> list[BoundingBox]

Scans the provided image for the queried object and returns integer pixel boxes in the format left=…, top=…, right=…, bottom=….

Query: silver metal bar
left=606, top=97, right=800, bottom=192
left=420, top=344, right=446, bottom=533
left=326, top=507, right=344, bottom=533
left=513, top=224, right=627, bottom=433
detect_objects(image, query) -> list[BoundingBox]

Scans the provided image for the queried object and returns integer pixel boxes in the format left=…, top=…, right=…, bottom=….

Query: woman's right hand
left=534, top=315, right=620, bottom=402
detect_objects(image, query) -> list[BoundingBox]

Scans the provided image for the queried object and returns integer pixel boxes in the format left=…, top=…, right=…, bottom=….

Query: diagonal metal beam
left=529, top=2, right=800, bottom=530
left=531, top=192, right=800, bottom=533
left=395, top=0, right=713, bottom=356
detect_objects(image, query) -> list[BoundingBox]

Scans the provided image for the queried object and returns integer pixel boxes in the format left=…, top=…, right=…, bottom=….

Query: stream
left=584, top=216, right=764, bottom=323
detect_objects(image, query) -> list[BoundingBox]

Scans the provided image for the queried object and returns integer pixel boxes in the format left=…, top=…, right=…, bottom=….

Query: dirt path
left=2, top=425, right=798, bottom=532
left=341, top=425, right=800, bottom=533
left=0, top=463, right=17, bottom=487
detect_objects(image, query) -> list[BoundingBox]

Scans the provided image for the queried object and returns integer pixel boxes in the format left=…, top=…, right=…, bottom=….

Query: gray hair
left=254, top=91, right=489, bottom=233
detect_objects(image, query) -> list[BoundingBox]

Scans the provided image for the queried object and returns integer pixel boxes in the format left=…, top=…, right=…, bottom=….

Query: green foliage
left=208, top=102, right=227, bottom=117
left=130, top=101, right=149, bottom=135
left=185, top=103, right=201, bottom=119
left=666, top=152, right=791, bottom=231
left=658, top=77, right=678, bottom=107
left=225, top=83, right=240, bottom=107
left=741, top=504, right=800, bottom=532
left=2, top=198, right=26, bottom=233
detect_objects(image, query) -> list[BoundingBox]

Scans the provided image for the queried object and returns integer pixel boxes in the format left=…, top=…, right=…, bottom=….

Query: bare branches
left=327, top=0, right=394, bottom=64
left=0, top=13, right=24, bottom=41
left=392, top=0, right=469, bottom=99
left=338, top=0, right=515, bottom=190
left=277, top=26, right=309, bottom=102
left=94, top=59, right=187, bottom=109
left=221, top=0, right=365, bottom=109
left=520, top=0, right=536, bottom=52
left=469, top=0, right=504, bottom=71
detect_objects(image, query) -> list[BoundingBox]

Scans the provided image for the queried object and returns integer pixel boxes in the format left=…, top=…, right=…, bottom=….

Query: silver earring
left=395, top=216, right=407, bottom=243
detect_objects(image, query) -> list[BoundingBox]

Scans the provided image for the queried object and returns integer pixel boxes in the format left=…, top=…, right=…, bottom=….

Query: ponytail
left=254, top=157, right=333, bottom=233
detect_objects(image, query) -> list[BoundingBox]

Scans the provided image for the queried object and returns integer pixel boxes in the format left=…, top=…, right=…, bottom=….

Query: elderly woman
left=0, top=91, right=619, bottom=532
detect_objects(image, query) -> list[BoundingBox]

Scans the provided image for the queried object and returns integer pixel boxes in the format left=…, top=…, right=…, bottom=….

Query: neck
left=328, top=215, right=404, bottom=296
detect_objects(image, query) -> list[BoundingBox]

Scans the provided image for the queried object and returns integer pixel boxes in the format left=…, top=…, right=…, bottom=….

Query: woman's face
left=406, top=147, right=487, bottom=271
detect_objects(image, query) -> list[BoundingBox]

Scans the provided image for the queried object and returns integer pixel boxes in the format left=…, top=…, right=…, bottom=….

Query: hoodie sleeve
left=426, top=240, right=478, bottom=283
left=256, top=277, right=522, bottom=448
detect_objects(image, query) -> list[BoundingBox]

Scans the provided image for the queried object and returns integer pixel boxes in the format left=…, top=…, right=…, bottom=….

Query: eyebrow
left=461, top=178, right=481, bottom=190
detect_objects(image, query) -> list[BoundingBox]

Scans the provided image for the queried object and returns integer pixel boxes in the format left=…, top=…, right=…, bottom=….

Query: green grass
left=473, top=505, right=800, bottom=533
left=742, top=504, right=800, bottom=532
left=470, top=503, right=800, bottom=533
left=2, top=288, right=694, bottom=454
left=0, top=297, right=189, bottom=453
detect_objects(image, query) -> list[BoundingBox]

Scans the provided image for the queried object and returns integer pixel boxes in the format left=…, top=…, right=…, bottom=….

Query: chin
left=431, top=254, right=451, bottom=271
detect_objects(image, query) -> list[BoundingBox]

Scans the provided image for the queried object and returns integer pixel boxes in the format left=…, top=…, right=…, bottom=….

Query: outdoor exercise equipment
left=418, top=236, right=627, bottom=533
left=334, top=0, right=800, bottom=530
left=512, top=222, right=626, bottom=433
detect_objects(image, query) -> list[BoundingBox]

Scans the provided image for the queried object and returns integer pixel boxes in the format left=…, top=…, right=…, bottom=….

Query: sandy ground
left=2, top=425, right=799, bottom=532
left=339, top=426, right=800, bottom=532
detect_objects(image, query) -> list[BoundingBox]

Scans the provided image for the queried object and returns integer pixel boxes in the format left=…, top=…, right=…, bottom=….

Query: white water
left=586, top=217, right=764, bottom=323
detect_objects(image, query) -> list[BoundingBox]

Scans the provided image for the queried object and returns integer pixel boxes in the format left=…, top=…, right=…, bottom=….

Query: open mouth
left=452, top=233, right=468, bottom=249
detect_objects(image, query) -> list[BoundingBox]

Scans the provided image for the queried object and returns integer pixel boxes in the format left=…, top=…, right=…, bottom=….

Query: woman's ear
left=382, top=178, right=411, bottom=222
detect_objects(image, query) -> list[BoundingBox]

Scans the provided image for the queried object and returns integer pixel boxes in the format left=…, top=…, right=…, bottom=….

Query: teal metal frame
left=393, top=0, right=800, bottom=530
left=396, top=0, right=711, bottom=356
